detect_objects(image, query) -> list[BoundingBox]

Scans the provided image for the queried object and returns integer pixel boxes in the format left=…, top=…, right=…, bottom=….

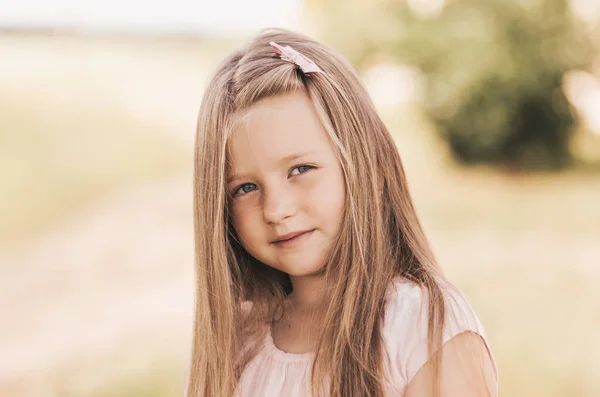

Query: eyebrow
left=226, top=151, right=320, bottom=184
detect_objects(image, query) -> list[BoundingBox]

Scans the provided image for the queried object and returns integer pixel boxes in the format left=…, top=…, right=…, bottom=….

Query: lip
left=272, top=229, right=314, bottom=248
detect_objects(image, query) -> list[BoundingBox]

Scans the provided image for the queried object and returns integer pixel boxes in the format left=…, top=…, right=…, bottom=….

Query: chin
left=284, top=262, right=326, bottom=277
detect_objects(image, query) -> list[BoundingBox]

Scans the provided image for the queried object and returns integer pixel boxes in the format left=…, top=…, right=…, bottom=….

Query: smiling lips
left=272, top=229, right=314, bottom=247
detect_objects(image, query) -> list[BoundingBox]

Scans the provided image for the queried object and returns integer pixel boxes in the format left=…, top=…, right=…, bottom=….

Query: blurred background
left=1, top=0, right=599, bottom=396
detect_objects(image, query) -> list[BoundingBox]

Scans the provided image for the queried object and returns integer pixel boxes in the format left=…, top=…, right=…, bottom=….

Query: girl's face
left=227, top=90, right=346, bottom=277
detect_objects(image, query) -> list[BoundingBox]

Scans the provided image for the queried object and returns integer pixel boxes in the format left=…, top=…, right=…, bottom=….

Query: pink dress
left=234, top=277, right=499, bottom=396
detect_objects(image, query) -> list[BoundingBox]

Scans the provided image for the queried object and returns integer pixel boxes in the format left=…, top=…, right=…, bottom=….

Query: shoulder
left=404, top=329, right=499, bottom=397
left=380, top=276, right=498, bottom=392
left=382, top=276, right=486, bottom=341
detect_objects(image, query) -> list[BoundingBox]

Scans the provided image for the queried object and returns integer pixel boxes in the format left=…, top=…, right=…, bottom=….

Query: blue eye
left=233, top=183, right=257, bottom=197
left=290, top=165, right=314, bottom=176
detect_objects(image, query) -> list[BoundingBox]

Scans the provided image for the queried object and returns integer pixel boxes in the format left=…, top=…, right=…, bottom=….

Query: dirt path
left=0, top=33, right=209, bottom=395
left=0, top=177, right=195, bottom=394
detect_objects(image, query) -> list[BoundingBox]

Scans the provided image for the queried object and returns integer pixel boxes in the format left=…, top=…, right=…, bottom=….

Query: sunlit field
left=1, top=33, right=599, bottom=397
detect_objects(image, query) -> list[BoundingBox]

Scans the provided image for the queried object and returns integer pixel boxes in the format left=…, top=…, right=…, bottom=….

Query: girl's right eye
left=232, top=183, right=257, bottom=197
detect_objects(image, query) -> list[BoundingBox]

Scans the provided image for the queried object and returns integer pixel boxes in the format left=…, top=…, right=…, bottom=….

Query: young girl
left=187, top=28, right=499, bottom=397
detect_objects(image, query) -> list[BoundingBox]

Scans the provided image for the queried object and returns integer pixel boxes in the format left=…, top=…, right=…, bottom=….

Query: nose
left=262, top=184, right=296, bottom=225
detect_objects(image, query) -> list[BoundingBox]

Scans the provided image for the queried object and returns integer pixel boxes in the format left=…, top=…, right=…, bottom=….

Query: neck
left=287, top=273, right=329, bottom=312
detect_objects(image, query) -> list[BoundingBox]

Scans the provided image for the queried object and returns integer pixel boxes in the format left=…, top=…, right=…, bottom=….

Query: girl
left=187, top=28, right=499, bottom=397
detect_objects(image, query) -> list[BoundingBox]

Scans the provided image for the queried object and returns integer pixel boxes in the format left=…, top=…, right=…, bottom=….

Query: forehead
left=227, top=91, right=334, bottom=172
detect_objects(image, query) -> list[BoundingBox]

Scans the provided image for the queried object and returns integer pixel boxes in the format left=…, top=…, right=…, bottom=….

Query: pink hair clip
left=269, top=41, right=323, bottom=74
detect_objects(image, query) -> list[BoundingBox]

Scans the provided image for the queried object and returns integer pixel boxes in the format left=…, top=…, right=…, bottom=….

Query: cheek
left=230, top=205, right=253, bottom=240
left=308, top=170, right=346, bottom=227
left=230, top=201, right=270, bottom=251
left=327, top=184, right=346, bottom=229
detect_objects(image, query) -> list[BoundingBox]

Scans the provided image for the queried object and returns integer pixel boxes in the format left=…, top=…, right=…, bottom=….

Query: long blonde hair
left=188, top=28, right=455, bottom=397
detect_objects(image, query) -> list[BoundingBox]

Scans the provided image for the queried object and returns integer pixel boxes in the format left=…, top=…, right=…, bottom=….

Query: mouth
left=272, top=229, right=315, bottom=247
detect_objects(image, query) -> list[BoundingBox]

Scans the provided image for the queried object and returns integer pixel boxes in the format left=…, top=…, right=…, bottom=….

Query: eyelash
left=231, top=164, right=315, bottom=197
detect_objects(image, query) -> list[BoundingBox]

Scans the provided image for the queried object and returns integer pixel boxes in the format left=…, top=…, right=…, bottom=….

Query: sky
left=0, top=0, right=302, bottom=36
left=2, top=0, right=599, bottom=35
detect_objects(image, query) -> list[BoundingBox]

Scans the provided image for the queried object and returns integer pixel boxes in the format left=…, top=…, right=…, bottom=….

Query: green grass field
left=1, top=33, right=599, bottom=397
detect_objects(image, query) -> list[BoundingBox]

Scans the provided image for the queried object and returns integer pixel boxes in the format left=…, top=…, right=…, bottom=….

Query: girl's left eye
left=290, top=164, right=314, bottom=176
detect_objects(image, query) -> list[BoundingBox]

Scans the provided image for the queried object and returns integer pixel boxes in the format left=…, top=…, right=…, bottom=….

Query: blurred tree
left=315, top=0, right=597, bottom=170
